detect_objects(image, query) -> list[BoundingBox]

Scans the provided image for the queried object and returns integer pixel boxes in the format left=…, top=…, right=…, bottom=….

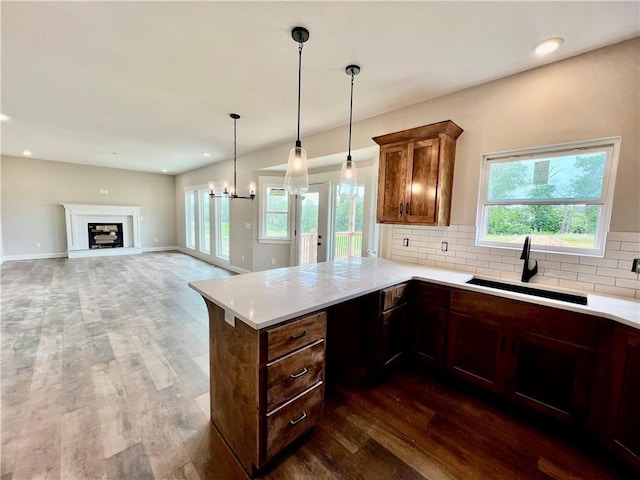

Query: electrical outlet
left=271, top=258, right=276, bottom=265
left=244, top=223, right=251, bottom=230
left=154, top=238, right=158, bottom=243
left=241, top=255, right=245, bottom=262
left=441, top=241, right=448, bottom=252
left=403, top=238, right=409, bottom=247
left=35, top=241, right=41, bottom=248
left=632, top=258, right=640, bottom=274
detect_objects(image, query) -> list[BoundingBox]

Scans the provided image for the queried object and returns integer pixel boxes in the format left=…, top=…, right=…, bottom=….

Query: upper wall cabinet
left=373, top=120, right=463, bottom=225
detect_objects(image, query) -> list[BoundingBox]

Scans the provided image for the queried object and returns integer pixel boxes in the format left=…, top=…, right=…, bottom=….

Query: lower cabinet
left=605, top=327, right=640, bottom=468
left=411, top=282, right=449, bottom=368
left=447, top=312, right=504, bottom=392
left=206, top=300, right=327, bottom=477
left=371, top=283, right=409, bottom=378
left=446, top=289, right=600, bottom=423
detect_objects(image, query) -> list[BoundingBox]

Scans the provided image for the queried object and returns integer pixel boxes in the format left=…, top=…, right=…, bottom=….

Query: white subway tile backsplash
left=560, top=263, right=597, bottom=275
left=606, top=241, right=621, bottom=251
left=578, top=273, right=616, bottom=286
left=542, top=269, right=578, bottom=281
left=607, top=232, right=640, bottom=242
left=390, top=225, right=640, bottom=299
left=594, top=284, right=636, bottom=298
left=579, top=256, right=619, bottom=268
left=620, top=242, right=640, bottom=252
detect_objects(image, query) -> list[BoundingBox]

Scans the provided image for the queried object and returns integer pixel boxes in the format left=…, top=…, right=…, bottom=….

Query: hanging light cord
left=233, top=116, right=237, bottom=195
left=296, top=42, right=303, bottom=145
left=347, top=71, right=355, bottom=161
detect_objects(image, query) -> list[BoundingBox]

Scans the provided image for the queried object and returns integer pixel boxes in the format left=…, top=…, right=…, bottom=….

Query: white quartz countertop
left=189, top=257, right=640, bottom=331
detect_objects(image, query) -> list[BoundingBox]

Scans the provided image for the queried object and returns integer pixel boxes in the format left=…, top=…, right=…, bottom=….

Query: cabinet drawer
left=414, top=281, right=449, bottom=309
left=266, top=340, right=325, bottom=411
left=266, top=311, right=326, bottom=361
left=265, top=382, right=324, bottom=460
left=381, top=283, right=409, bottom=311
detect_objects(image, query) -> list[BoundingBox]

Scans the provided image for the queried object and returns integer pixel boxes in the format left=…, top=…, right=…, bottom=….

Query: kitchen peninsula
left=189, top=257, right=640, bottom=476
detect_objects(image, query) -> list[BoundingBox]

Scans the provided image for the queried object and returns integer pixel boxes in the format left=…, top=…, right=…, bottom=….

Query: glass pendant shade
left=284, top=144, right=309, bottom=195
left=338, top=157, right=358, bottom=198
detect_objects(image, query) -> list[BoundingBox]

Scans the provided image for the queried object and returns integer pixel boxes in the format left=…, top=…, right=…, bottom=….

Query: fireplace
left=88, top=223, right=124, bottom=249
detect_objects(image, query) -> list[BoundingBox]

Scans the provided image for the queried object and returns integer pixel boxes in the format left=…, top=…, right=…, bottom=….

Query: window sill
left=258, top=238, right=291, bottom=245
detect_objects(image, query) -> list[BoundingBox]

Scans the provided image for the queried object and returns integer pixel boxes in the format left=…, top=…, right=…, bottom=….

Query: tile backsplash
left=390, top=225, right=640, bottom=300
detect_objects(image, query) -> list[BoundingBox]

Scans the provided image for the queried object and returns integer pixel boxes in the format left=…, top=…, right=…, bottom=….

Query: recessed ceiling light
left=203, top=152, right=211, bottom=157
left=534, top=37, right=564, bottom=56
left=23, top=150, right=32, bottom=156
left=0, top=113, right=10, bottom=122
left=162, top=169, right=168, bottom=173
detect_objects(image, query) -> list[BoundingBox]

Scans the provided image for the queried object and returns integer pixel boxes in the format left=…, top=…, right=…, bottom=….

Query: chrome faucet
left=520, top=235, right=538, bottom=283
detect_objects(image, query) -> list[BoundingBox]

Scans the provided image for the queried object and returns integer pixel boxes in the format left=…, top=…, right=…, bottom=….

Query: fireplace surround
left=62, top=204, right=142, bottom=258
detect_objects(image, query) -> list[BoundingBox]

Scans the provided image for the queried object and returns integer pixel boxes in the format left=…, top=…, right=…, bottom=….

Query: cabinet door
left=412, top=304, right=447, bottom=368
left=505, top=329, right=594, bottom=423
left=378, top=305, right=408, bottom=376
left=608, top=329, right=640, bottom=466
left=446, top=312, right=505, bottom=393
left=377, top=145, right=407, bottom=223
left=405, top=138, right=440, bottom=224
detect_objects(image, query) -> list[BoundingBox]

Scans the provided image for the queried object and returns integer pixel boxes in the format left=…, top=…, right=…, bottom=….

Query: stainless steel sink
left=466, top=277, right=588, bottom=305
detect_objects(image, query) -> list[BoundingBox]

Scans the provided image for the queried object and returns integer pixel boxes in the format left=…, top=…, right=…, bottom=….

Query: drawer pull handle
left=399, top=203, right=403, bottom=215
left=290, top=367, right=308, bottom=379
left=289, top=411, right=307, bottom=426
left=290, top=330, right=308, bottom=340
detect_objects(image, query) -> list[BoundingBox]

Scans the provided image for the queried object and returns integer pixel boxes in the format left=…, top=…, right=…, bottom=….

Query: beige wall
left=176, top=38, right=639, bottom=271
left=1, top=156, right=176, bottom=256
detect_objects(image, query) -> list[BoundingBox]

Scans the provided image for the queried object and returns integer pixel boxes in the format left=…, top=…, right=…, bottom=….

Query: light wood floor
left=1, top=252, right=632, bottom=480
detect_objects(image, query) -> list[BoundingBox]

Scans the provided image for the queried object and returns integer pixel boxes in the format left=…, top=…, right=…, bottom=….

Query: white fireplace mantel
left=62, top=204, right=142, bottom=258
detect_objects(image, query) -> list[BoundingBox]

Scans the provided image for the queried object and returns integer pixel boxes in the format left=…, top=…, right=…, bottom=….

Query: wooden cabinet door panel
left=506, top=330, right=594, bottom=423
left=412, top=304, right=447, bottom=368
left=377, top=145, right=407, bottom=223
left=447, top=312, right=504, bottom=392
left=610, top=330, right=640, bottom=464
left=381, top=305, right=408, bottom=372
left=406, top=138, right=440, bottom=224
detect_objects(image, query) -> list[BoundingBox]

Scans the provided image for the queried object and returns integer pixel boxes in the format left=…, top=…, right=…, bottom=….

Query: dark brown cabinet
left=371, top=283, right=409, bottom=378
left=411, top=282, right=449, bottom=368
left=373, top=120, right=463, bottom=226
left=447, top=312, right=505, bottom=392
left=605, top=327, right=640, bottom=468
left=447, top=289, right=601, bottom=423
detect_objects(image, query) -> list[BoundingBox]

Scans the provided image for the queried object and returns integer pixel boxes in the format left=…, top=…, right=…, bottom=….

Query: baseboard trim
left=176, top=247, right=248, bottom=274
left=142, top=246, right=179, bottom=253
left=3, top=252, right=67, bottom=262
left=68, top=247, right=142, bottom=258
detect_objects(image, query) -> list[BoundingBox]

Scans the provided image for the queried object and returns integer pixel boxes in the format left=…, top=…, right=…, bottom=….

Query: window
left=185, top=190, right=196, bottom=249
left=476, top=137, right=620, bottom=256
left=259, top=178, right=291, bottom=242
left=214, top=191, right=230, bottom=260
left=198, top=189, right=210, bottom=254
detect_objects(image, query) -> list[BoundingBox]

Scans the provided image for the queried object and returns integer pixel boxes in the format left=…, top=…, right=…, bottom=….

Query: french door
left=294, top=184, right=328, bottom=265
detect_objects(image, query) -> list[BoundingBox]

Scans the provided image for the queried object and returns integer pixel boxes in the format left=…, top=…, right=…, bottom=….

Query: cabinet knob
left=406, top=203, right=409, bottom=215
left=399, top=203, right=403, bottom=215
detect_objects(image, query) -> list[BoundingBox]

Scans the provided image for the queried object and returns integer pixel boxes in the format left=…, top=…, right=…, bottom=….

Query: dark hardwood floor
left=1, top=252, right=633, bottom=479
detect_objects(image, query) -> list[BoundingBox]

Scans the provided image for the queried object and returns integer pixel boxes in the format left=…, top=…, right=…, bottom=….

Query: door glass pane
left=199, top=190, right=210, bottom=254
left=215, top=195, right=230, bottom=260
left=185, top=191, right=196, bottom=249
left=299, top=192, right=319, bottom=265
left=334, top=185, right=364, bottom=259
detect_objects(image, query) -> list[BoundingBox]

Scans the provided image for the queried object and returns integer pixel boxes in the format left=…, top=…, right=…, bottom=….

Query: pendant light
left=284, top=26, right=310, bottom=195
left=209, top=113, right=256, bottom=200
left=338, top=65, right=361, bottom=198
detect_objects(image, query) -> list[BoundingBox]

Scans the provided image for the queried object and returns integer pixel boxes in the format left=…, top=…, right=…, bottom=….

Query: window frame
left=258, top=176, right=292, bottom=244
left=475, top=137, right=621, bottom=257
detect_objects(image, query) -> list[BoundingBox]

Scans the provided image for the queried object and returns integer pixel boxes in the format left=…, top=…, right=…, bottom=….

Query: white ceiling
left=1, top=2, right=638, bottom=175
